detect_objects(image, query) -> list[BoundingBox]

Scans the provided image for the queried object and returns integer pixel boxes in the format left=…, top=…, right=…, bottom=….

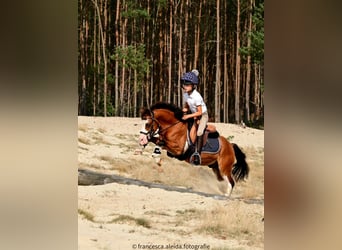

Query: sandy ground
left=78, top=116, right=264, bottom=250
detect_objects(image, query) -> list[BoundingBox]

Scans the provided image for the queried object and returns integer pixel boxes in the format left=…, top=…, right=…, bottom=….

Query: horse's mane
left=150, top=102, right=184, bottom=121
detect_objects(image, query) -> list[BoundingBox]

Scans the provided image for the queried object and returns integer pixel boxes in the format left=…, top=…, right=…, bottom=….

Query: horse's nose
left=139, top=134, right=148, bottom=146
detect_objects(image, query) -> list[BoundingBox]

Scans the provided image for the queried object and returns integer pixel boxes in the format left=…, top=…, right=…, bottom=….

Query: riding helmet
left=181, top=71, right=199, bottom=85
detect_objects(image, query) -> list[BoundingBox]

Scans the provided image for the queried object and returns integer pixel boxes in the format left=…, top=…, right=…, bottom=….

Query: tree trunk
left=120, top=2, right=128, bottom=116
left=194, top=1, right=202, bottom=69
left=79, top=0, right=86, bottom=115
left=245, top=0, right=253, bottom=123
left=254, top=64, right=261, bottom=121
left=223, top=0, right=229, bottom=123
left=92, top=0, right=107, bottom=117
left=235, top=0, right=241, bottom=124
left=167, top=3, right=173, bottom=103
left=77, top=0, right=264, bottom=124
left=93, top=8, right=97, bottom=116
left=215, top=0, right=221, bottom=122
left=183, top=0, right=189, bottom=71
left=114, top=0, right=120, bottom=116
left=177, top=0, right=184, bottom=107
left=203, top=38, right=207, bottom=106
left=103, top=0, right=108, bottom=116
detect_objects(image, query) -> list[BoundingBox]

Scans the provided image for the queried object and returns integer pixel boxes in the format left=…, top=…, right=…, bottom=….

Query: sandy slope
left=78, top=116, right=264, bottom=250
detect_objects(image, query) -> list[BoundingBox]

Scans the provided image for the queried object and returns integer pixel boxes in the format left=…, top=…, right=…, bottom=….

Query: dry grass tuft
left=97, top=127, right=107, bottom=134
left=233, top=146, right=264, bottom=199
left=78, top=208, right=95, bottom=222
left=109, top=215, right=151, bottom=228
left=174, top=208, right=203, bottom=227
left=78, top=137, right=92, bottom=145
left=196, top=203, right=263, bottom=245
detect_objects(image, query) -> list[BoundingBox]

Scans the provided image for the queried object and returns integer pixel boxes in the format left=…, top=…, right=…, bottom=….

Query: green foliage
left=106, top=100, right=115, bottom=116
left=246, top=117, right=264, bottom=130
left=122, top=1, right=150, bottom=20
left=79, top=0, right=265, bottom=121
left=107, top=73, right=114, bottom=85
left=96, top=95, right=115, bottom=116
left=157, top=0, right=168, bottom=9
left=239, top=3, right=264, bottom=64
left=111, top=44, right=151, bottom=83
left=227, top=135, right=235, bottom=141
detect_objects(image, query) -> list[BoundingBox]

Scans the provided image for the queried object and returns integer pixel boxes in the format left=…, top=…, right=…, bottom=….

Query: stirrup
left=190, top=152, right=201, bottom=165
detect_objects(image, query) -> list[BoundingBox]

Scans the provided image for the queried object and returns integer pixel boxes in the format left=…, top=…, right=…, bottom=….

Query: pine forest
left=78, top=0, right=264, bottom=127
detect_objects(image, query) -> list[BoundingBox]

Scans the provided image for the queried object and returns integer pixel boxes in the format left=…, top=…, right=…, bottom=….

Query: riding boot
left=193, top=135, right=203, bottom=165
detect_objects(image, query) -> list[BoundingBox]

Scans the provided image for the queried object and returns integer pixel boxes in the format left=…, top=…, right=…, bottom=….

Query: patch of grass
left=166, top=228, right=190, bottom=236
left=78, top=146, right=89, bottom=151
left=176, top=208, right=198, bottom=215
left=78, top=208, right=95, bottom=222
left=144, top=211, right=171, bottom=217
left=199, top=224, right=226, bottom=236
left=196, top=203, right=263, bottom=244
left=78, top=137, right=92, bottom=145
left=174, top=208, right=204, bottom=227
left=237, top=146, right=264, bottom=199
left=109, top=215, right=151, bottom=229
left=227, top=135, right=235, bottom=141
left=135, top=218, right=151, bottom=228
left=98, top=127, right=107, bottom=133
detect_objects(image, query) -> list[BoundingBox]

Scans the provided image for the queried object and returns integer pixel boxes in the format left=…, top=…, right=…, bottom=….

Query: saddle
left=166, top=121, right=220, bottom=161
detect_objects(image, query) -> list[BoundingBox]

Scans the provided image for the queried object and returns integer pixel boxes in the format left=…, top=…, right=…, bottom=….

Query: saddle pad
left=202, top=137, right=220, bottom=154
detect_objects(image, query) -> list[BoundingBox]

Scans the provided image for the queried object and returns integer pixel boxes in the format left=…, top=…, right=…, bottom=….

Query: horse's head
left=139, top=103, right=185, bottom=147
left=139, top=107, right=160, bottom=146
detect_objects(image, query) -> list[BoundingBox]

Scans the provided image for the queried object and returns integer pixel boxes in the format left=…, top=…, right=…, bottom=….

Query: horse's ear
left=140, top=107, right=151, bottom=119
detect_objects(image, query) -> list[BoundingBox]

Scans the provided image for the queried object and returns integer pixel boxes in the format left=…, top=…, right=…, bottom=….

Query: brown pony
left=139, top=102, right=249, bottom=196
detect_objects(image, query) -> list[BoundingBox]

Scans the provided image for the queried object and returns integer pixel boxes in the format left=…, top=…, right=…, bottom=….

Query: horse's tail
left=232, top=143, right=249, bottom=182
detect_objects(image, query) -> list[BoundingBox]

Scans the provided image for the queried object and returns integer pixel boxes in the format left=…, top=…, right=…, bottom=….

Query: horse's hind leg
left=210, top=161, right=235, bottom=197
left=223, top=174, right=235, bottom=197
left=217, top=152, right=236, bottom=197
left=209, top=162, right=224, bottom=181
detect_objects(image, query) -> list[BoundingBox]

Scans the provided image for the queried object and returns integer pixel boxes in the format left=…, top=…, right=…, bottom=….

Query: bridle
left=140, top=109, right=182, bottom=144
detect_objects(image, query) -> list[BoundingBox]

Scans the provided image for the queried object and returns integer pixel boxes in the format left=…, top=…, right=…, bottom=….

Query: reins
left=147, top=109, right=182, bottom=140
left=158, top=120, right=181, bottom=133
